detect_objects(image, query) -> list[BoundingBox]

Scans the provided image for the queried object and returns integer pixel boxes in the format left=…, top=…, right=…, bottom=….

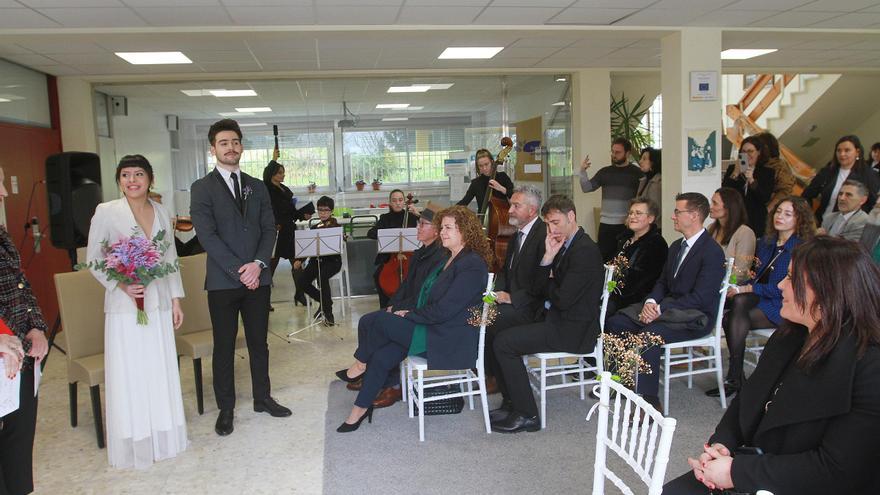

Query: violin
left=483, top=137, right=516, bottom=273
left=377, top=193, right=418, bottom=299
left=174, top=216, right=194, bottom=232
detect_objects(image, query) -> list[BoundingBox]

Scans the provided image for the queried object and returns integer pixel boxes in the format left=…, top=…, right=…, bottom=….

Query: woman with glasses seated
left=666, top=236, right=880, bottom=494
left=294, top=196, right=341, bottom=326
left=334, top=206, right=491, bottom=432
left=606, top=198, right=667, bottom=317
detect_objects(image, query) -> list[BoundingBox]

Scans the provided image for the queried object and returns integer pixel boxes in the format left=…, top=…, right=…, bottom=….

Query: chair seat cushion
left=530, top=351, right=594, bottom=359
left=69, top=354, right=105, bottom=386
left=176, top=330, right=246, bottom=360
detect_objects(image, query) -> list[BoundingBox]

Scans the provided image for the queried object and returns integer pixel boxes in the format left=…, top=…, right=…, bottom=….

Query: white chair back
left=476, top=273, right=496, bottom=373
left=599, top=264, right=614, bottom=334
left=714, top=257, right=735, bottom=338
left=591, top=372, right=677, bottom=495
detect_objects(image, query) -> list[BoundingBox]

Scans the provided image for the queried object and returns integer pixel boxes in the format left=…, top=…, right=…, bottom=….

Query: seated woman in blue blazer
left=334, top=205, right=492, bottom=432
left=666, top=236, right=880, bottom=494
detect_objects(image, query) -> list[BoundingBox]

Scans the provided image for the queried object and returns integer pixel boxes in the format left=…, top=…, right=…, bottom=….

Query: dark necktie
left=673, top=239, right=688, bottom=277
left=553, top=244, right=567, bottom=273
left=509, top=230, right=523, bottom=268
left=231, top=172, right=243, bottom=212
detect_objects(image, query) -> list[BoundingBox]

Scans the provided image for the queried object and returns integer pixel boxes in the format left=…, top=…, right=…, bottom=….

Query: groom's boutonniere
left=242, top=185, right=253, bottom=216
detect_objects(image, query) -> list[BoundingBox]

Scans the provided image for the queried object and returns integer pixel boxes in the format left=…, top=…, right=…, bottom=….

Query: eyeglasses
left=627, top=210, right=648, bottom=217
left=317, top=207, right=332, bottom=212
left=673, top=209, right=695, bottom=216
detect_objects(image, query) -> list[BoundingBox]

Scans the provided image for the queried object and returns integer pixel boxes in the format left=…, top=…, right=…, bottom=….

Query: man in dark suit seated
left=490, top=195, right=604, bottom=433
left=484, top=185, right=547, bottom=395
left=605, top=192, right=725, bottom=414
left=347, top=203, right=446, bottom=407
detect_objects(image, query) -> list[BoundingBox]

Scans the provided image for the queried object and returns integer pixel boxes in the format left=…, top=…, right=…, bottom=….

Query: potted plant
left=355, top=179, right=366, bottom=191
left=307, top=181, right=317, bottom=194
left=611, top=92, right=653, bottom=162
left=371, top=178, right=382, bottom=191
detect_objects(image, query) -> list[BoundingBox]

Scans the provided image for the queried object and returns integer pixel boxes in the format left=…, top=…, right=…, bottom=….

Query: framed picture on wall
left=686, top=128, right=718, bottom=177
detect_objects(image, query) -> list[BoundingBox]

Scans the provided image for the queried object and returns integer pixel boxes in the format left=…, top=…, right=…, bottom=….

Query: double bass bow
left=377, top=193, right=418, bottom=299
left=482, top=137, right=516, bottom=273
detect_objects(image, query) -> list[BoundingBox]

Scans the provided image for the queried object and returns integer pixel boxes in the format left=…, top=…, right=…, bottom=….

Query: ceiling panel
left=570, top=0, right=655, bottom=7
left=0, top=8, right=60, bottom=28
left=472, top=6, right=565, bottom=24
left=396, top=6, right=482, bottom=24
left=37, top=7, right=148, bottom=27
left=809, top=12, right=880, bottom=28
left=795, top=0, right=879, bottom=11
left=314, top=5, right=401, bottom=24
left=751, top=11, right=841, bottom=27
left=18, top=0, right=123, bottom=6
left=133, top=6, right=233, bottom=26
left=126, top=0, right=222, bottom=5
left=724, top=0, right=813, bottom=8
left=688, top=9, right=777, bottom=26
left=615, top=8, right=706, bottom=25
left=226, top=6, right=316, bottom=24
left=547, top=7, right=637, bottom=25
left=28, top=64, right=83, bottom=75
left=221, top=0, right=313, bottom=5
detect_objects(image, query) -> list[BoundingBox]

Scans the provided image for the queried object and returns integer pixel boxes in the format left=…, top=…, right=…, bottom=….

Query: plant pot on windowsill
left=307, top=182, right=317, bottom=194
left=355, top=180, right=366, bottom=191
left=371, top=180, right=382, bottom=191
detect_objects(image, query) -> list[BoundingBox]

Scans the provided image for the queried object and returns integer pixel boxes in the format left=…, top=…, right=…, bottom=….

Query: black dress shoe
left=323, top=312, right=335, bottom=326
left=706, top=381, right=740, bottom=398
left=215, top=409, right=234, bottom=436
left=335, top=368, right=365, bottom=383
left=294, top=293, right=307, bottom=306
left=490, top=411, right=540, bottom=433
left=489, top=399, right=514, bottom=422
left=313, top=308, right=323, bottom=320
left=254, top=397, right=292, bottom=417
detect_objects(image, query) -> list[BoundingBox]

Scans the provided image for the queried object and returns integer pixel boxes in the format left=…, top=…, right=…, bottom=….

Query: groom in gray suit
left=190, top=119, right=291, bottom=436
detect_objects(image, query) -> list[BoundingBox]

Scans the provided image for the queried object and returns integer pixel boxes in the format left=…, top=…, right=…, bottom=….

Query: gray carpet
left=322, top=374, right=727, bottom=494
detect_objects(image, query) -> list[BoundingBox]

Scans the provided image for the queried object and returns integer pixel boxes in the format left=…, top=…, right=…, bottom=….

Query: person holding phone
left=723, top=136, right=776, bottom=235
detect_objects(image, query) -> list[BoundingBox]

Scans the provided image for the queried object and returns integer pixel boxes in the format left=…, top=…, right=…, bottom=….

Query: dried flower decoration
left=730, top=255, right=762, bottom=285
left=601, top=332, right=665, bottom=389
left=606, top=255, right=631, bottom=294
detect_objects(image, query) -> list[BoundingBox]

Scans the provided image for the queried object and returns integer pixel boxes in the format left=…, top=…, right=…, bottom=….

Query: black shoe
left=336, top=368, right=365, bottom=383
left=313, top=308, right=323, bottom=320
left=294, top=294, right=307, bottom=306
left=254, top=397, right=292, bottom=417
left=215, top=409, right=234, bottom=436
left=269, top=305, right=275, bottom=312
left=489, top=399, right=514, bottom=423
left=323, top=312, right=335, bottom=326
left=337, top=406, right=374, bottom=433
left=490, top=411, right=540, bottom=433
left=706, top=381, right=740, bottom=398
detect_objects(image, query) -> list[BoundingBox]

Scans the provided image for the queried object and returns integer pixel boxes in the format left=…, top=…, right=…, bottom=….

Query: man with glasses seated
left=604, top=192, right=725, bottom=415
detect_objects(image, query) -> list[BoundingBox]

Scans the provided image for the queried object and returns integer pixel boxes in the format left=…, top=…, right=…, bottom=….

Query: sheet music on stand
left=377, top=228, right=420, bottom=254
left=0, top=357, right=20, bottom=417
left=294, top=227, right=343, bottom=258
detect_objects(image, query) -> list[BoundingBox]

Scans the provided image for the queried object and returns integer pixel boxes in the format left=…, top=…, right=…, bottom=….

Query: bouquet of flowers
left=601, top=332, right=664, bottom=389
left=77, top=228, right=179, bottom=325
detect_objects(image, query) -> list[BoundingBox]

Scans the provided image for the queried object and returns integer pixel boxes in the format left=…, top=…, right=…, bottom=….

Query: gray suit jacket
left=190, top=168, right=276, bottom=291
left=860, top=222, right=880, bottom=253
left=821, top=209, right=869, bottom=242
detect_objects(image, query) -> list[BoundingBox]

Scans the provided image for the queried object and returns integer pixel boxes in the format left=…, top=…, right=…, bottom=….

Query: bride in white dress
left=86, top=155, right=188, bottom=469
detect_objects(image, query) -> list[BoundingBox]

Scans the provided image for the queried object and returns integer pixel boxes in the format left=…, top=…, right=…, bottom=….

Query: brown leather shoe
left=372, top=387, right=402, bottom=408
left=346, top=379, right=362, bottom=391
left=484, top=376, right=499, bottom=395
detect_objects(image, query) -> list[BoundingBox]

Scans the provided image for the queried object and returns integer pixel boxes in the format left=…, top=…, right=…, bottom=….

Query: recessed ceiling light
left=210, top=89, right=258, bottom=97
left=239, top=122, right=268, bottom=127
left=555, top=76, right=567, bottom=82
left=219, top=112, right=254, bottom=117
left=552, top=101, right=567, bottom=106
left=387, top=85, right=431, bottom=93
left=181, top=89, right=213, bottom=96
left=115, top=51, right=192, bottom=65
left=405, top=106, right=424, bottom=111
left=427, top=83, right=454, bottom=90
left=376, top=103, right=410, bottom=109
left=235, top=107, right=271, bottom=112
left=0, top=98, right=10, bottom=103
left=720, top=49, right=777, bottom=60
left=438, top=47, right=504, bottom=59
left=382, top=117, right=409, bottom=122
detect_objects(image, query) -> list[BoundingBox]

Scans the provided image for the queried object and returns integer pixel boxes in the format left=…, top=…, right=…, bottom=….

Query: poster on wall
left=514, top=116, right=544, bottom=182
left=687, top=128, right=718, bottom=177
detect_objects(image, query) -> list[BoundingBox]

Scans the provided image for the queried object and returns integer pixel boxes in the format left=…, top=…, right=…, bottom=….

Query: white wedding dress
left=87, top=198, right=188, bottom=469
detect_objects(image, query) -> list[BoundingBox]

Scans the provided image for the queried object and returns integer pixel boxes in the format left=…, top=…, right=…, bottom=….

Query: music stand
left=286, top=227, right=343, bottom=339
left=377, top=228, right=420, bottom=255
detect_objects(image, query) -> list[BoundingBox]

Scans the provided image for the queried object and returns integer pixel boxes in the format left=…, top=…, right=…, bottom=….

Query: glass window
left=0, top=59, right=51, bottom=127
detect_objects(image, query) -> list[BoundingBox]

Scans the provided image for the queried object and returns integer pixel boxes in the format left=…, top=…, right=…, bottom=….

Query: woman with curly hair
left=707, top=196, right=816, bottom=399
left=334, top=206, right=491, bottom=432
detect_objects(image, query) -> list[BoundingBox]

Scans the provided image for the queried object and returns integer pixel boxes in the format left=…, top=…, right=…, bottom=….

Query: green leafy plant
left=611, top=92, right=653, bottom=161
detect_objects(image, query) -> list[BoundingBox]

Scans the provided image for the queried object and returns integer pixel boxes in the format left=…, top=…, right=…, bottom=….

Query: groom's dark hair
left=208, top=119, right=243, bottom=145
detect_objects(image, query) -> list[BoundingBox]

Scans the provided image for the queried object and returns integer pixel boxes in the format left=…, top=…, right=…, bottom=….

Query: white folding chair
left=590, top=371, right=678, bottom=495
left=404, top=274, right=495, bottom=442
left=523, top=264, right=614, bottom=429
left=660, top=257, right=734, bottom=413
left=744, top=327, right=776, bottom=370
left=305, top=240, right=351, bottom=317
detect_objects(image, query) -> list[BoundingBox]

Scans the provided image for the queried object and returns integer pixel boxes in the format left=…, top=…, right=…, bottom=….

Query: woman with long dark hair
left=635, top=147, right=662, bottom=221
left=262, top=161, right=310, bottom=307
left=707, top=187, right=756, bottom=283
left=666, top=236, right=880, bottom=494
left=802, top=134, right=880, bottom=223
left=723, top=135, right=776, bottom=234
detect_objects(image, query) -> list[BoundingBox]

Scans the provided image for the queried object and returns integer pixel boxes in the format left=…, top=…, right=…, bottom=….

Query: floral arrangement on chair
left=467, top=286, right=499, bottom=328
left=601, top=333, right=664, bottom=389
left=606, top=254, right=631, bottom=294
left=729, top=255, right=761, bottom=285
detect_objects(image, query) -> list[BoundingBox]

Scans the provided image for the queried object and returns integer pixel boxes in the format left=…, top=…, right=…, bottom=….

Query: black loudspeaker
left=46, top=152, right=103, bottom=250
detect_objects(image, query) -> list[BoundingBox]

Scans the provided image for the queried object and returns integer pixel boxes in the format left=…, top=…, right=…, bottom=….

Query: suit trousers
left=494, top=321, right=559, bottom=418
left=0, top=367, right=36, bottom=495
left=357, top=311, right=403, bottom=388
left=298, top=256, right=342, bottom=314
left=208, top=285, right=272, bottom=411
left=485, top=304, right=535, bottom=382
left=605, top=311, right=711, bottom=397
left=352, top=311, right=415, bottom=408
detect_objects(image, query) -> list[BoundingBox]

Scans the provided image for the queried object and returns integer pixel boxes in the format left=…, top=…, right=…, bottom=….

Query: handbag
left=412, top=384, right=464, bottom=416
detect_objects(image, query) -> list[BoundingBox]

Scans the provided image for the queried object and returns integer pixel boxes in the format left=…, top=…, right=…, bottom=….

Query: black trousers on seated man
left=485, top=304, right=538, bottom=384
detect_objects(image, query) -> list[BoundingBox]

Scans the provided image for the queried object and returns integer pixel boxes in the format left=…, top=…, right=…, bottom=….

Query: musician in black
left=295, top=196, right=342, bottom=325
left=366, top=189, right=419, bottom=308
left=457, top=148, right=514, bottom=213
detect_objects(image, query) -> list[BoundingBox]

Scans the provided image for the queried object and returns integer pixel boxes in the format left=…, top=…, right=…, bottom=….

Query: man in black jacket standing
left=491, top=195, right=604, bottom=433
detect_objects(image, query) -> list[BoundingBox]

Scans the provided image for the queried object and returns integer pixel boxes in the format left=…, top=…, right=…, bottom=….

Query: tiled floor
left=32, top=264, right=366, bottom=494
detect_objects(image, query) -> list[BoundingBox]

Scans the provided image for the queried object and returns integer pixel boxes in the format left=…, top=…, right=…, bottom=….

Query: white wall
left=853, top=106, right=880, bottom=152
left=611, top=72, right=661, bottom=105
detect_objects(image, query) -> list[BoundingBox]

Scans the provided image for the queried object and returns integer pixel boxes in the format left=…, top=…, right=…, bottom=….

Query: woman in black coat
left=263, top=161, right=310, bottom=305
left=802, top=135, right=880, bottom=224
left=723, top=135, right=776, bottom=235
left=665, top=236, right=880, bottom=495
left=335, top=206, right=492, bottom=432
left=0, top=166, right=49, bottom=495
left=606, top=198, right=667, bottom=316
left=457, top=148, right=514, bottom=213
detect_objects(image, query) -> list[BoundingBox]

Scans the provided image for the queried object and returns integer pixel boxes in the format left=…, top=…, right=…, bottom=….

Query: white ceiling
left=0, top=0, right=878, bottom=77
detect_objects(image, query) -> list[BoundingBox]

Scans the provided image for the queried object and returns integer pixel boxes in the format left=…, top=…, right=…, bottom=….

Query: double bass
left=482, top=137, right=516, bottom=273
left=377, top=193, right=418, bottom=299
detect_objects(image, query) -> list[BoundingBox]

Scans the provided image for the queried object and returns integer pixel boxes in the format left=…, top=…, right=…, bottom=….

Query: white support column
left=571, top=69, right=611, bottom=238
left=661, top=29, right=723, bottom=242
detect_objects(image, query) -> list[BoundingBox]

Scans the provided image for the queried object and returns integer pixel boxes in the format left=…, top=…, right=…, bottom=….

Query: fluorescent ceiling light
left=235, top=107, right=271, bottom=112
left=552, top=101, right=567, bottom=106
left=382, top=117, right=409, bottom=122
left=181, top=89, right=213, bottom=96
left=209, top=89, right=257, bottom=97
left=405, top=106, right=424, bottom=111
left=720, top=49, right=777, bottom=60
left=427, top=83, right=454, bottom=90
left=388, top=85, right=431, bottom=93
left=438, top=47, right=503, bottom=59
left=219, top=111, right=254, bottom=117
left=0, top=98, right=9, bottom=103
left=239, top=122, right=268, bottom=127
left=376, top=103, right=410, bottom=109
left=115, top=51, right=192, bottom=65
left=555, top=76, right=567, bottom=82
